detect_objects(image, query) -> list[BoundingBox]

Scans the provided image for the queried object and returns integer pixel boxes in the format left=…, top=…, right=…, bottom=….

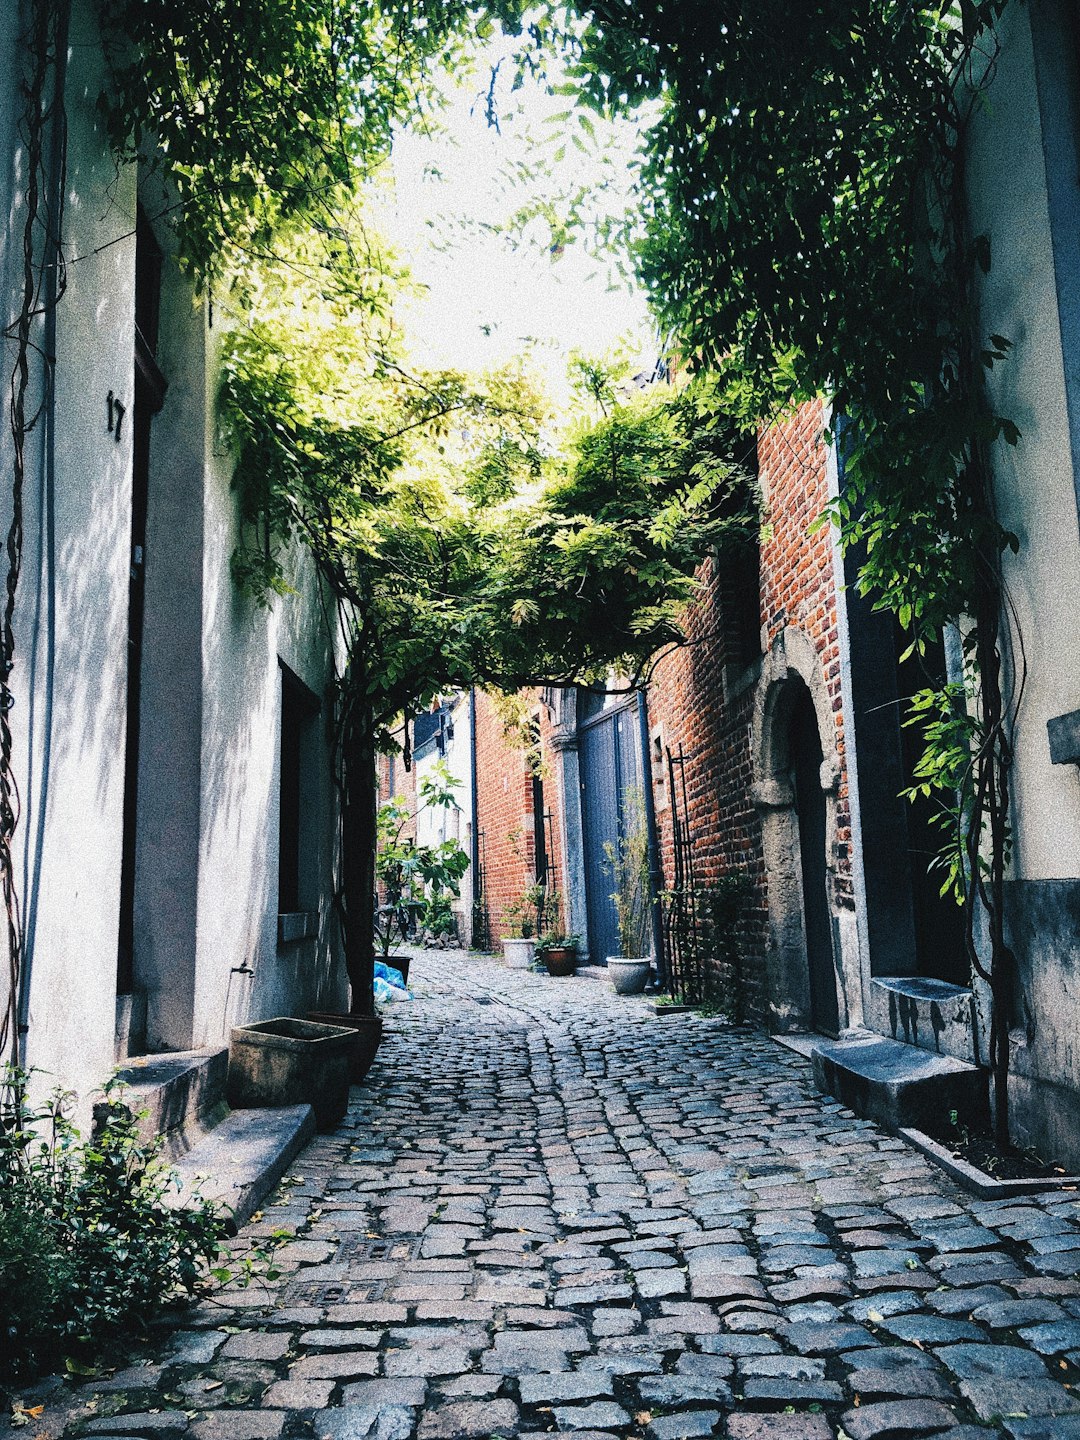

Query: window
left=720, top=536, right=762, bottom=676
left=278, top=664, right=320, bottom=923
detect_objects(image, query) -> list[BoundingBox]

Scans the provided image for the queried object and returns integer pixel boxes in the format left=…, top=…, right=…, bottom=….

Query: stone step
left=114, top=1047, right=229, bottom=1158
left=170, top=1104, right=315, bottom=1226
left=115, top=1046, right=317, bottom=1227
left=865, top=975, right=980, bottom=1066
left=811, top=1029, right=987, bottom=1133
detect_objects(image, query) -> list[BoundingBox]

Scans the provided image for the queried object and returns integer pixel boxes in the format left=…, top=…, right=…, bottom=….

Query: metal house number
left=106, top=390, right=126, bottom=442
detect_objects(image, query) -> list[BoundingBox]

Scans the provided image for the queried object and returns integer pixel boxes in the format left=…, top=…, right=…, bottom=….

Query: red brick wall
left=759, top=400, right=853, bottom=908
left=473, top=689, right=567, bottom=947
left=647, top=398, right=853, bottom=1014
left=647, top=554, right=768, bottom=1014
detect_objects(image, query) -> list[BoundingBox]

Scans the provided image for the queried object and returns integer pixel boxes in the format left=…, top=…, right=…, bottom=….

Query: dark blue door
left=579, top=694, right=643, bottom=964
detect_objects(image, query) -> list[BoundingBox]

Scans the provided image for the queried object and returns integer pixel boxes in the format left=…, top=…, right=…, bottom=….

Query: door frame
left=751, top=626, right=849, bottom=1034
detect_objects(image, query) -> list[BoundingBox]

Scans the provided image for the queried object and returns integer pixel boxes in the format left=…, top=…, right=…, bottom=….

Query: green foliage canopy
left=221, top=267, right=754, bottom=736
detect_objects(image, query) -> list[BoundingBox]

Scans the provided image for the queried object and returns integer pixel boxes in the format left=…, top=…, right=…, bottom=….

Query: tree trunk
left=973, top=552, right=1016, bottom=1150
left=341, top=708, right=378, bottom=1017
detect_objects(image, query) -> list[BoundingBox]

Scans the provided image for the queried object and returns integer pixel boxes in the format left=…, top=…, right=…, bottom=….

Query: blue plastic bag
left=373, top=962, right=411, bottom=1002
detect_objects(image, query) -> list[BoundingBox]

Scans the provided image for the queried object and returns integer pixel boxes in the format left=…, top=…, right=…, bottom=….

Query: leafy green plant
left=503, top=881, right=546, bottom=939
left=535, top=888, right=578, bottom=953
left=376, top=761, right=469, bottom=960
left=419, top=890, right=458, bottom=941
left=604, top=788, right=653, bottom=959
left=0, top=1068, right=233, bottom=1381
left=529, top=0, right=1022, bottom=1145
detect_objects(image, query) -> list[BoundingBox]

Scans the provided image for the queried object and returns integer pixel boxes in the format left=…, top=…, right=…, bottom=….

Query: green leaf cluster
left=94, top=0, right=482, bottom=280
left=531, top=0, right=1017, bottom=904
left=218, top=223, right=755, bottom=740
left=0, top=1067, right=231, bottom=1381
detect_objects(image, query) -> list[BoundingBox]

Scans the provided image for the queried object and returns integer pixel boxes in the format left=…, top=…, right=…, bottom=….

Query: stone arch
left=751, top=626, right=852, bottom=1033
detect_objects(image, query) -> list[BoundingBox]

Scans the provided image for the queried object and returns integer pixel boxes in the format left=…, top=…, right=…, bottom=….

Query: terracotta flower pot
left=307, top=1011, right=384, bottom=1084
left=541, top=946, right=578, bottom=977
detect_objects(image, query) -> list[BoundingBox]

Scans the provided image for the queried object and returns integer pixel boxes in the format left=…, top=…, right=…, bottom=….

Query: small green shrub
left=0, top=1067, right=231, bottom=1382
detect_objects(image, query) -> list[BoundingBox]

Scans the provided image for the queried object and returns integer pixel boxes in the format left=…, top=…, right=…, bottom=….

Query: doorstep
left=170, top=1104, right=315, bottom=1225
left=116, top=1044, right=316, bottom=1225
left=812, top=1028, right=987, bottom=1133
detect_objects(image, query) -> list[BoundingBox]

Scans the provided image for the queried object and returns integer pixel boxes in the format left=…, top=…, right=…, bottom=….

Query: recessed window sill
left=278, top=911, right=317, bottom=946
left=723, top=655, right=762, bottom=703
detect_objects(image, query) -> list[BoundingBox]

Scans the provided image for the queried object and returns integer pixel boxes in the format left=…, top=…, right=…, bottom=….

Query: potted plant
left=536, top=930, right=579, bottom=976
left=604, top=788, right=654, bottom=995
left=534, top=888, right=579, bottom=976
left=501, top=882, right=544, bottom=968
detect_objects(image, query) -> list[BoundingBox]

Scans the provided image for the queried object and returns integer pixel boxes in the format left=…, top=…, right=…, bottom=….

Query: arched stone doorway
left=752, top=627, right=851, bottom=1035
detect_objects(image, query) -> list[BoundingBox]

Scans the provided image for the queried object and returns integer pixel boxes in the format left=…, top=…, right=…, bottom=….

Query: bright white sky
left=380, top=32, right=656, bottom=407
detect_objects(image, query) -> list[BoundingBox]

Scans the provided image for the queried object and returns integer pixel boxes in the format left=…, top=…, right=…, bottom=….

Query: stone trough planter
left=607, top=957, right=652, bottom=995
left=502, top=937, right=535, bottom=969
left=228, top=1017, right=355, bottom=1132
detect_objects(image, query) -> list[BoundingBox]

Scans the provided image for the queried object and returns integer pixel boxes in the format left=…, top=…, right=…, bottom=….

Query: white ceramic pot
left=607, top=956, right=652, bottom=995
left=502, top=937, right=536, bottom=969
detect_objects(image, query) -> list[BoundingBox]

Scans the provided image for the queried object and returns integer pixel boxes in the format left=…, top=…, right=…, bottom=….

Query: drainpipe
left=636, top=687, right=665, bottom=985
left=19, top=0, right=71, bottom=1064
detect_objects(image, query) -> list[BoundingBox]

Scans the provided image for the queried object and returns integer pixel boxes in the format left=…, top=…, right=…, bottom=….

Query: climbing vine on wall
left=540, top=0, right=1022, bottom=1140
left=8, top=0, right=1026, bottom=1141
left=2, top=0, right=70, bottom=1063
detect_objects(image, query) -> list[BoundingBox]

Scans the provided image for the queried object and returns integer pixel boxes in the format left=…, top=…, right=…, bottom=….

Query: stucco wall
left=968, top=0, right=1080, bottom=883
left=1, top=1, right=343, bottom=1115
left=3, top=0, right=136, bottom=1110
left=413, top=693, right=474, bottom=943
left=966, top=0, right=1080, bottom=1165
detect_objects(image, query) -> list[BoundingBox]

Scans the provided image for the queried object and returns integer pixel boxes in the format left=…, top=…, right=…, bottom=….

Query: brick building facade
left=472, top=690, right=568, bottom=949
left=645, top=400, right=859, bottom=1030
left=386, top=401, right=861, bottom=1025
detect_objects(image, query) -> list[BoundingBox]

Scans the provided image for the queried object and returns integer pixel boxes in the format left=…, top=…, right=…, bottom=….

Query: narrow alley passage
left=39, top=955, right=1080, bottom=1440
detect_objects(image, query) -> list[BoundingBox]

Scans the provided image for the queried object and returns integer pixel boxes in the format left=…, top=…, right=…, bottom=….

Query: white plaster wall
left=1, top=1, right=343, bottom=1111
left=2, top=0, right=136, bottom=1113
left=967, top=1, right=1080, bottom=881
left=194, top=323, right=340, bottom=1043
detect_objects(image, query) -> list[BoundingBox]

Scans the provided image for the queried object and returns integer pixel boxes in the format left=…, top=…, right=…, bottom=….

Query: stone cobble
left=19, top=952, right=1080, bottom=1439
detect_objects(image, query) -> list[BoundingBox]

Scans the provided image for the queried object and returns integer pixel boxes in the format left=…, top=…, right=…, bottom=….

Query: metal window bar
left=536, top=808, right=557, bottom=932
left=662, top=747, right=704, bottom=1004
left=472, top=827, right=490, bottom=952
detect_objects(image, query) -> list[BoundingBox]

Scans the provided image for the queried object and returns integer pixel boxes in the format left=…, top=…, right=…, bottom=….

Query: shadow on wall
left=198, top=527, right=338, bottom=1039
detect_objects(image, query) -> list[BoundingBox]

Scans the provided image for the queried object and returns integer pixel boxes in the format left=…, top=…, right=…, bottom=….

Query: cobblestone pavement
left=27, top=951, right=1080, bottom=1440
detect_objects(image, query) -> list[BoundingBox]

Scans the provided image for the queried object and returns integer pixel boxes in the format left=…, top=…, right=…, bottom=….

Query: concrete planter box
left=307, top=1011, right=384, bottom=1084
left=900, top=1126, right=1080, bottom=1200
left=502, top=937, right=535, bottom=969
left=608, top=957, right=651, bottom=995
left=228, top=1018, right=355, bottom=1132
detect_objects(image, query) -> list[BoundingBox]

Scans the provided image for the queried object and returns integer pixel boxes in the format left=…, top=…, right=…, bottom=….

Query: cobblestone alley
left=31, top=953, right=1080, bottom=1440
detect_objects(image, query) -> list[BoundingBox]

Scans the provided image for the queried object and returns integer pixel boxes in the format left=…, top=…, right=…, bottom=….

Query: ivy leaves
left=95, top=0, right=478, bottom=280
left=219, top=229, right=753, bottom=735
